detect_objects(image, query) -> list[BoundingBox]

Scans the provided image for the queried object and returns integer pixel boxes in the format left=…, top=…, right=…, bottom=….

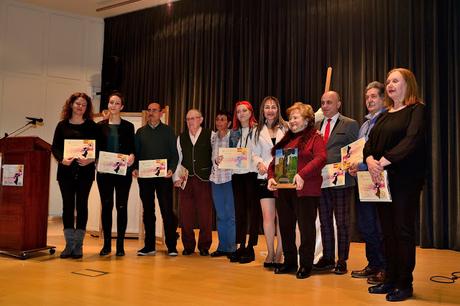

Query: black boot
left=99, top=234, right=111, bottom=256
left=116, top=233, right=125, bottom=257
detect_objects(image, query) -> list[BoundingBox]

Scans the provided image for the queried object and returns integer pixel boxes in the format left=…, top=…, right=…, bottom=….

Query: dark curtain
left=102, top=0, right=460, bottom=250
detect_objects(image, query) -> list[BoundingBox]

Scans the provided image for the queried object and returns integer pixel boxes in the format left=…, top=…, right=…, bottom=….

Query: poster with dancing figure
left=64, top=139, right=96, bottom=159
left=138, top=159, right=167, bottom=178
left=321, top=163, right=345, bottom=188
left=357, top=170, right=392, bottom=202
left=340, top=137, right=366, bottom=170
left=218, top=147, right=249, bottom=170
left=97, top=151, right=128, bottom=176
left=2, top=164, right=24, bottom=186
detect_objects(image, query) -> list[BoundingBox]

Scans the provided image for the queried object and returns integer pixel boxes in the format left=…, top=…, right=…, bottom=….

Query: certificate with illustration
left=97, top=151, right=128, bottom=176
left=64, top=139, right=96, bottom=159
left=2, top=164, right=24, bottom=186
left=341, top=137, right=365, bottom=170
left=357, top=171, right=392, bottom=202
left=138, top=159, right=167, bottom=178
left=321, top=163, right=345, bottom=188
left=274, top=148, right=298, bottom=188
left=218, top=147, right=249, bottom=170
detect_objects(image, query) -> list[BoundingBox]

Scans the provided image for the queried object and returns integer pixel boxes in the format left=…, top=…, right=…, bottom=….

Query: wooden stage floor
left=0, top=219, right=459, bottom=306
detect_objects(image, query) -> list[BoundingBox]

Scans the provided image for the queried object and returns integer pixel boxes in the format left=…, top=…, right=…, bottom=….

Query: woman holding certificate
left=51, top=92, right=98, bottom=259
left=364, top=68, right=425, bottom=302
left=252, top=96, right=286, bottom=268
left=228, top=100, right=260, bottom=264
left=96, top=92, right=135, bottom=257
left=267, top=102, right=326, bottom=279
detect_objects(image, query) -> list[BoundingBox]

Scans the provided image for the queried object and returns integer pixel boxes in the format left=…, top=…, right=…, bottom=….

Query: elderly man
left=173, top=109, right=213, bottom=256
left=314, top=91, right=359, bottom=275
left=349, top=82, right=387, bottom=284
left=134, top=102, right=179, bottom=256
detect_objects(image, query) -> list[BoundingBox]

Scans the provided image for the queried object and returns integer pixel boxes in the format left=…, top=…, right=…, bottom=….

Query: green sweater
left=135, top=122, right=179, bottom=172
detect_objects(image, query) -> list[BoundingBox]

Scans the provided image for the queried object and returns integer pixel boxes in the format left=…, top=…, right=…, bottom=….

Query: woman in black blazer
left=97, top=92, right=135, bottom=256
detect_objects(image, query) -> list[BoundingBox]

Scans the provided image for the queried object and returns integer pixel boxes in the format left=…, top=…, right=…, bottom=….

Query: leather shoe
left=210, top=250, right=230, bottom=257
left=367, top=271, right=386, bottom=285
left=274, top=264, right=298, bottom=274
left=199, top=249, right=209, bottom=256
left=229, top=247, right=245, bottom=262
left=99, top=247, right=111, bottom=256
left=239, top=247, right=255, bottom=264
left=115, top=249, right=125, bottom=257
left=351, top=266, right=380, bottom=278
left=386, top=287, right=413, bottom=302
left=182, top=249, right=194, bottom=256
left=296, top=266, right=312, bottom=279
left=368, top=283, right=395, bottom=294
left=334, top=260, right=348, bottom=275
left=313, top=257, right=335, bottom=271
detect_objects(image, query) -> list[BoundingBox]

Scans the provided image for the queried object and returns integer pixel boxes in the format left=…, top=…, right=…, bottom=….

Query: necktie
left=323, top=118, right=332, bottom=143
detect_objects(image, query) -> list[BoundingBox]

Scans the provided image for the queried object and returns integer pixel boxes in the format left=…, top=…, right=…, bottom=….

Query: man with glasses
left=134, top=102, right=179, bottom=256
left=173, top=109, right=214, bottom=256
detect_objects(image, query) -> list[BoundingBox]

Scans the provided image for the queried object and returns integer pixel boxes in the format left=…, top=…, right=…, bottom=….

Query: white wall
left=0, top=0, right=104, bottom=216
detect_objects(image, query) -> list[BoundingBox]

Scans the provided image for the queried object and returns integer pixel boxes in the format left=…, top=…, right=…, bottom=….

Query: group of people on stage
left=51, top=67, right=425, bottom=302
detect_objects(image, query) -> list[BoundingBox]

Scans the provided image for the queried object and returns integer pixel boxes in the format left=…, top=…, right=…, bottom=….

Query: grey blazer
left=315, top=113, right=359, bottom=188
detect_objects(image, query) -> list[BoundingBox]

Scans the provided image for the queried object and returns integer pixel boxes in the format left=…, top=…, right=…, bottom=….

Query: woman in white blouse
left=252, top=96, right=287, bottom=268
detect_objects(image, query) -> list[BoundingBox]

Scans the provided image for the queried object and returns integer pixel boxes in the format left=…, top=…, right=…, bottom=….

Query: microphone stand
left=1, top=120, right=36, bottom=140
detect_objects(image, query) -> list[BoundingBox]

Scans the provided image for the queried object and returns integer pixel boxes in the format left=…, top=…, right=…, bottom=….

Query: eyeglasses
left=147, top=109, right=160, bottom=113
left=186, top=116, right=201, bottom=121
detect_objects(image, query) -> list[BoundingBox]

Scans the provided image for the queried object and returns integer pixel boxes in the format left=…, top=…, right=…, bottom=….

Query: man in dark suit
left=313, top=91, right=359, bottom=275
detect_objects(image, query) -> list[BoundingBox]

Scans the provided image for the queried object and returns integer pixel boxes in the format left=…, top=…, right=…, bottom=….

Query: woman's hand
left=127, top=154, right=135, bottom=167
left=348, top=162, right=358, bottom=177
left=267, top=178, right=278, bottom=191
left=76, top=157, right=94, bottom=166
left=61, top=157, right=75, bottom=166
left=366, top=156, right=383, bottom=177
left=165, top=169, right=173, bottom=178
left=215, top=155, right=224, bottom=165
left=294, top=174, right=304, bottom=190
left=257, top=162, right=267, bottom=175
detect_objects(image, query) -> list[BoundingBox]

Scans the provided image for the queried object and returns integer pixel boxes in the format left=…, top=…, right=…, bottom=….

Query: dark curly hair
left=60, top=92, right=93, bottom=121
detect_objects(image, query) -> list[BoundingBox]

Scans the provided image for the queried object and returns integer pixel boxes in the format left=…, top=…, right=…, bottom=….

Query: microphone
left=26, top=116, right=44, bottom=123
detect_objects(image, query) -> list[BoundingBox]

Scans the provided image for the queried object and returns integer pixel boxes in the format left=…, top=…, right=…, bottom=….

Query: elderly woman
left=51, top=92, right=98, bottom=259
left=364, top=68, right=425, bottom=302
left=252, top=96, right=286, bottom=268
left=268, top=102, right=326, bottom=279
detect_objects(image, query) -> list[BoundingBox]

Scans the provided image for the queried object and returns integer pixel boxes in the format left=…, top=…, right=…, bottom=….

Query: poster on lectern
left=2, top=164, right=24, bottom=186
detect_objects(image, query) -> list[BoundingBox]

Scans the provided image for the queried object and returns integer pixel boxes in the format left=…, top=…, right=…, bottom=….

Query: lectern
left=0, top=137, right=55, bottom=259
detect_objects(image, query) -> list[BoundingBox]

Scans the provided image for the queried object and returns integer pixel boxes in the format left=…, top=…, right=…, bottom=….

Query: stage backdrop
left=101, top=0, right=460, bottom=251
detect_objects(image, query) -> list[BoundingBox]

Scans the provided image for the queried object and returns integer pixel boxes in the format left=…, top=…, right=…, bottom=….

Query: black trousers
left=96, top=173, right=132, bottom=241
left=277, top=190, right=318, bottom=268
left=232, top=172, right=261, bottom=247
left=58, top=178, right=94, bottom=230
left=138, top=177, right=178, bottom=250
left=377, top=173, right=423, bottom=289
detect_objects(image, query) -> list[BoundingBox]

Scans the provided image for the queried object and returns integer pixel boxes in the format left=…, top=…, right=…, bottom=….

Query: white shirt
left=320, top=112, right=340, bottom=139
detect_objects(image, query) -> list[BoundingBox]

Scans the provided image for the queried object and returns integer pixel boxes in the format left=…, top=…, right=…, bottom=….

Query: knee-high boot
left=60, top=228, right=74, bottom=259
left=72, top=229, right=86, bottom=259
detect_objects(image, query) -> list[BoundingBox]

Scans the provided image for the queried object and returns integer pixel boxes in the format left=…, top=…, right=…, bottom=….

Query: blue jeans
left=211, top=182, right=236, bottom=252
left=356, top=200, right=385, bottom=269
